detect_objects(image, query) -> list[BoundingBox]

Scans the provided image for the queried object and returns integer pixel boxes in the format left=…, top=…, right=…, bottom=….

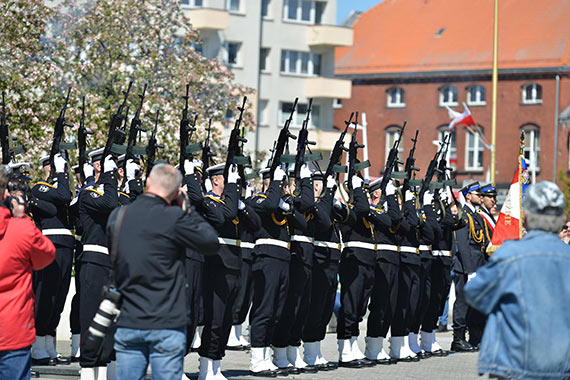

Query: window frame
left=280, top=50, right=321, bottom=77
left=464, top=127, right=485, bottom=171
left=226, top=0, right=243, bottom=13
left=259, top=47, right=270, bottom=72
left=437, top=127, right=457, bottom=170
left=386, top=87, right=405, bottom=108
left=283, top=0, right=316, bottom=24
left=521, top=125, right=540, bottom=172
left=258, top=99, right=269, bottom=126
left=333, top=98, right=342, bottom=109
left=262, top=0, right=271, bottom=18
left=385, top=126, right=405, bottom=163
left=466, top=85, right=486, bottom=106
left=279, top=101, right=320, bottom=129
left=224, top=41, right=242, bottom=67
left=521, top=83, right=543, bottom=105
left=439, top=85, right=458, bottom=107
left=180, top=0, right=203, bottom=8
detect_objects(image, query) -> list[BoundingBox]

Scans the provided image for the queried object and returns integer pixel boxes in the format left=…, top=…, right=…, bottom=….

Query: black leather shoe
left=55, top=356, right=72, bottom=365
left=30, top=370, right=39, bottom=378
left=397, top=356, right=420, bottom=362
left=416, top=351, right=428, bottom=359
left=276, top=367, right=292, bottom=376
left=31, top=357, right=51, bottom=366
left=389, top=358, right=398, bottom=364
left=431, top=349, right=449, bottom=357
left=437, top=324, right=448, bottom=332
left=374, top=358, right=392, bottom=365
left=250, top=370, right=277, bottom=377
left=359, top=358, right=376, bottom=367
left=300, top=365, right=318, bottom=373
left=324, top=362, right=338, bottom=370
left=226, top=345, right=248, bottom=351
left=423, top=351, right=433, bottom=358
left=451, top=339, right=475, bottom=352
left=339, top=359, right=364, bottom=368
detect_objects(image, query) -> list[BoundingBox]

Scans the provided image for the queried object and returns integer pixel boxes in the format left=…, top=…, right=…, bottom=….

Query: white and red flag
left=446, top=102, right=476, bottom=131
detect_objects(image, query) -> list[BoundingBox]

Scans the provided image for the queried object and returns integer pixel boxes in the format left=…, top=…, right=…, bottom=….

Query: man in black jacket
left=110, top=163, right=220, bottom=380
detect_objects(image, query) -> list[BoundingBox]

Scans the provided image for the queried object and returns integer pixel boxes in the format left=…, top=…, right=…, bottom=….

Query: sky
left=337, top=0, right=383, bottom=25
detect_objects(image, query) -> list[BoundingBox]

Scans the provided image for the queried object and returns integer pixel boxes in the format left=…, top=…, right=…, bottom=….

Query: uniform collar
left=205, top=191, right=221, bottom=199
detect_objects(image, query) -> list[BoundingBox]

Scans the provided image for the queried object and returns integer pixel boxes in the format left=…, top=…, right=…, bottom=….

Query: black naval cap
left=479, top=183, right=497, bottom=196
left=88, top=147, right=105, bottom=163
left=368, top=177, right=382, bottom=193
left=311, top=170, right=324, bottom=181
left=72, top=164, right=81, bottom=175
left=39, top=155, right=50, bottom=168
left=460, top=182, right=481, bottom=197
left=259, top=167, right=271, bottom=180
left=206, top=163, right=225, bottom=177
left=116, top=154, right=126, bottom=168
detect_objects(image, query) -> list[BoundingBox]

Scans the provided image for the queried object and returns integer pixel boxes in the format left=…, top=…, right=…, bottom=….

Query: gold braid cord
left=467, top=213, right=484, bottom=244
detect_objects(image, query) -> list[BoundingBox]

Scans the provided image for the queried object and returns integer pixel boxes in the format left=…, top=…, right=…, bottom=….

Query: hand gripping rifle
left=48, top=87, right=75, bottom=182
left=347, top=112, right=371, bottom=198
left=121, top=84, right=147, bottom=175
left=418, top=134, right=448, bottom=203
left=201, top=118, right=216, bottom=173
left=78, top=96, right=93, bottom=183
left=400, top=130, right=420, bottom=202
left=100, top=82, right=132, bottom=179
left=224, top=96, right=252, bottom=188
left=379, top=120, right=406, bottom=204
left=269, top=98, right=298, bottom=178
left=146, top=110, right=163, bottom=177
left=323, top=112, right=352, bottom=180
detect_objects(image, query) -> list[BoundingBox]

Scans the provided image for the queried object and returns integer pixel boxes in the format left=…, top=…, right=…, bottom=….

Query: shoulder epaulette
left=85, top=188, right=103, bottom=197
left=205, top=194, right=225, bottom=204
left=118, top=191, right=130, bottom=199
left=33, top=181, right=57, bottom=189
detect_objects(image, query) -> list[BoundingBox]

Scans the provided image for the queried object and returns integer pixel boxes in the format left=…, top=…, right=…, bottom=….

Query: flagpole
left=490, top=0, right=499, bottom=185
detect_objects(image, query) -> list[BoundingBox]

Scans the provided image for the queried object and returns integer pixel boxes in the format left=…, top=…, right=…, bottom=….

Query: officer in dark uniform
left=302, top=174, right=344, bottom=370
left=478, top=183, right=497, bottom=234
left=452, top=182, right=488, bottom=352
left=30, top=153, right=73, bottom=365
left=271, top=165, right=316, bottom=373
left=78, top=148, right=120, bottom=377
left=246, top=166, right=307, bottom=377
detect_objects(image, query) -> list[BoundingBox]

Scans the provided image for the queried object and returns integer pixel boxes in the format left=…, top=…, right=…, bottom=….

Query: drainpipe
left=553, top=74, right=560, bottom=181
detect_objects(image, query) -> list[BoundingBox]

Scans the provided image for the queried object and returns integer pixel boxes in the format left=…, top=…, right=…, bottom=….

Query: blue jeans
left=0, top=346, right=31, bottom=380
left=114, top=327, right=186, bottom=380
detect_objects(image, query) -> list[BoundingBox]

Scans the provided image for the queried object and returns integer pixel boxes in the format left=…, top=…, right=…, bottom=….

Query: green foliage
left=558, top=170, right=570, bottom=218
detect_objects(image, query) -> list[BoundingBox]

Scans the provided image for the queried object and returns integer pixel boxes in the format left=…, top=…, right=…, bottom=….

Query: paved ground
left=35, top=331, right=482, bottom=379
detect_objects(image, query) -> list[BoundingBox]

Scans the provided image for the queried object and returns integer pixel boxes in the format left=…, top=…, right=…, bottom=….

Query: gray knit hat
left=523, top=181, right=565, bottom=216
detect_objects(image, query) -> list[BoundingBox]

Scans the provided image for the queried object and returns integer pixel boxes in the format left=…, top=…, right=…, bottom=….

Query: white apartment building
left=181, top=0, right=353, bottom=165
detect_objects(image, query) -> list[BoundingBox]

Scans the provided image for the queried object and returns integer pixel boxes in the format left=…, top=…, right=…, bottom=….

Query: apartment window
left=262, top=0, right=271, bottom=17
left=439, top=85, right=458, bottom=106
left=258, top=100, right=269, bottom=125
left=522, top=125, right=540, bottom=171
left=280, top=50, right=321, bottom=76
left=333, top=98, right=342, bottom=109
left=227, top=0, right=241, bottom=12
left=385, top=126, right=404, bottom=162
left=315, top=2, right=325, bottom=24
left=259, top=48, right=270, bottom=72
left=386, top=87, right=405, bottom=108
left=225, top=109, right=235, bottom=122
left=467, top=85, right=486, bottom=106
left=437, top=127, right=457, bottom=169
left=522, top=83, right=542, bottom=104
left=225, top=42, right=241, bottom=66
left=465, top=128, right=484, bottom=170
left=180, top=0, right=202, bottom=7
left=279, top=102, right=320, bottom=128
left=284, top=0, right=316, bottom=23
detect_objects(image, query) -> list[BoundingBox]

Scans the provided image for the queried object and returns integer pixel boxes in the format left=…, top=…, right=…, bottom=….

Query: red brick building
left=334, top=0, right=570, bottom=189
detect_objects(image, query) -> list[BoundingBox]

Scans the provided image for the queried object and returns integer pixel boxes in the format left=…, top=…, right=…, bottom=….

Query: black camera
left=81, top=285, right=122, bottom=356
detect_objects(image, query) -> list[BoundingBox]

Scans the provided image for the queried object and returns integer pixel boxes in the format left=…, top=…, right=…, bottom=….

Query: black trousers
left=249, top=256, right=289, bottom=348
left=34, top=245, right=73, bottom=337
left=367, top=259, right=399, bottom=338
left=198, top=262, right=240, bottom=360
left=391, top=261, right=420, bottom=336
left=232, top=258, right=253, bottom=325
left=452, top=271, right=469, bottom=331
left=79, top=262, right=115, bottom=367
left=337, top=256, right=375, bottom=340
left=185, top=258, right=203, bottom=354
left=421, top=259, right=451, bottom=332
left=272, top=256, right=312, bottom=347
left=411, top=258, right=433, bottom=334
left=70, top=257, right=81, bottom=335
left=303, top=258, right=339, bottom=343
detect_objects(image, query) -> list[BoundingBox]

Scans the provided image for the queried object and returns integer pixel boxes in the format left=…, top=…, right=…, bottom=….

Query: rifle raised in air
left=418, top=134, right=448, bottom=203
left=323, top=112, right=352, bottom=180
left=379, top=120, right=407, bottom=204
left=121, top=84, right=147, bottom=175
left=146, top=109, right=163, bottom=177
left=48, top=87, right=74, bottom=181
left=78, top=96, right=93, bottom=183
left=269, top=98, right=298, bottom=178
left=224, top=96, right=251, bottom=188
left=347, top=112, right=371, bottom=197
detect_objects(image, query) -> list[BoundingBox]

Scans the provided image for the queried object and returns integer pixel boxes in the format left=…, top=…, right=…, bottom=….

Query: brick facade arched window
left=465, top=126, right=484, bottom=170
left=385, top=125, right=404, bottom=162
left=466, top=85, right=486, bottom=106
left=437, top=125, right=457, bottom=169
left=521, top=83, right=542, bottom=104
left=521, top=124, right=540, bottom=171
left=386, top=87, right=405, bottom=108
left=439, top=85, right=458, bottom=106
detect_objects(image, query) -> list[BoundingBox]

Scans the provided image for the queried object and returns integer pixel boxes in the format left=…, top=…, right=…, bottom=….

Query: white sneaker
left=286, top=346, right=308, bottom=369
left=350, top=336, right=366, bottom=360
left=198, top=356, right=215, bottom=380
left=226, top=326, right=242, bottom=348
left=338, top=339, right=358, bottom=363
left=192, top=327, right=202, bottom=350
left=212, top=360, right=228, bottom=380
left=96, top=366, right=107, bottom=380
left=80, top=367, right=97, bottom=380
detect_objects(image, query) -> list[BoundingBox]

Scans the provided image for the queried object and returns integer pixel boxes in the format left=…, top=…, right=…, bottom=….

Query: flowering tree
left=1, top=0, right=252, bottom=170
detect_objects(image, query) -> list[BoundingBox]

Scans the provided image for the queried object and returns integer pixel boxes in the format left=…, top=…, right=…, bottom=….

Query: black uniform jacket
left=109, top=193, right=220, bottom=330
left=239, top=195, right=262, bottom=261
left=454, top=204, right=489, bottom=274
left=30, top=173, right=74, bottom=248
left=289, top=178, right=317, bottom=267
left=313, top=186, right=342, bottom=262
left=428, top=199, right=466, bottom=266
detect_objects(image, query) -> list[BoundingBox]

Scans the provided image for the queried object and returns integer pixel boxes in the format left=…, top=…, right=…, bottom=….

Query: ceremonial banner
left=446, top=102, right=476, bottom=131
left=487, top=139, right=531, bottom=253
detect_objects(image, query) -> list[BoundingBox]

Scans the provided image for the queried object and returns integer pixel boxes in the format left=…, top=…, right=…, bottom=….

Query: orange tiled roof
left=335, top=0, right=570, bottom=75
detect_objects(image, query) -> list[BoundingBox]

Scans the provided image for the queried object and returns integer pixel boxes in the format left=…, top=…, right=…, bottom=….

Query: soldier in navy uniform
left=302, top=173, right=344, bottom=370
left=271, top=165, right=316, bottom=373
left=29, top=153, right=73, bottom=366
left=478, top=183, right=497, bottom=234
left=77, top=148, right=120, bottom=378
left=452, top=182, right=489, bottom=352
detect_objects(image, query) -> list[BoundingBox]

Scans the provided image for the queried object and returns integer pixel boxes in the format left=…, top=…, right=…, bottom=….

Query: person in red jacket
left=0, top=167, right=56, bottom=380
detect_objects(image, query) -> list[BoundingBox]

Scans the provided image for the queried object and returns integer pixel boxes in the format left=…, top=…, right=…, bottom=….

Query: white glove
left=443, top=188, right=452, bottom=203
left=126, top=159, right=139, bottom=181
left=423, top=191, right=434, bottom=206
left=184, top=159, right=195, bottom=175
left=104, top=155, right=117, bottom=173
left=227, top=164, right=240, bottom=184
left=279, top=198, right=291, bottom=212
left=245, top=184, right=255, bottom=198
left=385, top=181, right=397, bottom=196
left=405, top=190, right=414, bottom=202
left=204, top=178, right=213, bottom=192
left=333, top=197, right=342, bottom=210
left=238, top=200, right=246, bottom=210
left=83, top=163, right=94, bottom=178
left=351, top=175, right=363, bottom=189
left=273, top=167, right=286, bottom=181
left=54, top=153, right=66, bottom=173
left=326, top=175, right=336, bottom=189
left=299, top=163, right=311, bottom=179
left=192, top=158, right=203, bottom=167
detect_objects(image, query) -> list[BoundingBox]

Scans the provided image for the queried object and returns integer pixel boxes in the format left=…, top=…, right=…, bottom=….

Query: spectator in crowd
left=0, top=166, right=56, bottom=380
left=465, top=181, right=570, bottom=380
left=559, top=218, right=570, bottom=244
left=109, top=164, right=220, bottom=380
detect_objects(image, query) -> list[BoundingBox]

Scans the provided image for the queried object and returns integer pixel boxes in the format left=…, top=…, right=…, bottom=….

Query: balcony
left=182, top=8, right=229, bottom=30
left=307, top=25, right=353, bottom=47
left=306, top=77, right=351, bottom=99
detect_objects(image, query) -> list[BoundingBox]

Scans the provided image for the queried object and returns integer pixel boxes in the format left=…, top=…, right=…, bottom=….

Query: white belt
left=290, top=235, right=313, bottom=244
left=82, top=244, right=109, bottom=255
left=344, top=242, right=399, bottom=252
left=418, top=245, right=432, bottom=251
left=42, top=228, right=74, bottom=237
left=313, top=240, right=342, bottom=251
left=240, top=242, right=255, bottom=249
left=255, top=238, right=290, bottom=249
left=218, top=237, right=241, bottom=247
left=432, top=250, right=452, bottom=257
left=400, top=246, right=419, bottom=254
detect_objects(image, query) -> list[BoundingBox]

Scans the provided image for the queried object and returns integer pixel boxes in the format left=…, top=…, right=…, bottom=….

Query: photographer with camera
left=0, top=166, right=56, bottom=380
left=108, top=163, right=220, bottom=380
